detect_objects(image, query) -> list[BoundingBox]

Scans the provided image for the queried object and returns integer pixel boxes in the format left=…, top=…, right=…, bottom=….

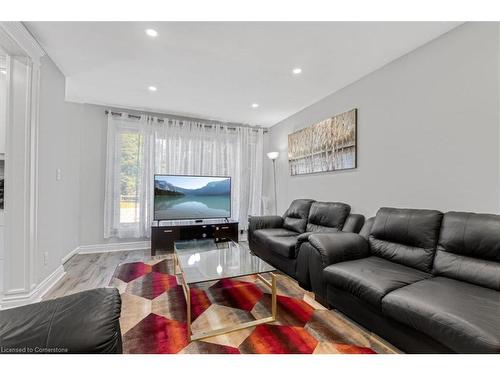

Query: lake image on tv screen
left=154, top=175, right=231, bottom=220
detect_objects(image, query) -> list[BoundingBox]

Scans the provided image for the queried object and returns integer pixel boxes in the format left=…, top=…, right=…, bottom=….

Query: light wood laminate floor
left=43, top=249, right=169, bottom=300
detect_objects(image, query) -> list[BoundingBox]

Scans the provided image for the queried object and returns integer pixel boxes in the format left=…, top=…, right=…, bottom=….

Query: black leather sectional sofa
left=249, top=205, right=500, bottom=353
left=248, top=199, right=365, bottom=279
left=0, top=288, right=122, bottom=353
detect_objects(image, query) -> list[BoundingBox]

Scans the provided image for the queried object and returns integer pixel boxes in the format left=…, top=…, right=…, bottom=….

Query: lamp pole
left=267, top=151, right=279, bottom=215
left=272, top=158, right=277, bottom=215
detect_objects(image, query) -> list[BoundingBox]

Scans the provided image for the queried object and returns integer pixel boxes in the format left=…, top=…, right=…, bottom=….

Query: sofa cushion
left=306, top=202, right=351, bottom=232
left=252, top=228, right=299, bottom=258
left=369, top=207, right=443, bottom=272
left=434, top=211, right=500, bottom=290
left=324, top=256, right=431, bottom=309
left=282, top=199, right=315, bottom=233
left=263, top=234, right=299, bottom=259
left=382, top=277, right=500, bottom=353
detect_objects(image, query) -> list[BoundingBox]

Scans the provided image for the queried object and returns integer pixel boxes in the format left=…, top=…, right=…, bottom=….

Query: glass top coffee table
left=173, top=239, right=277, bottom=342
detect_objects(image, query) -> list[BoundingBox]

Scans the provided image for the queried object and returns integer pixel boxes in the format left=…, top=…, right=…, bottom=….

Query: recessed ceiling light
left=251, top=103, right=259, bottom=108
left=145, top=29, right=158, bottom=37
left=292, top=68, right=302, bottom=75
left=148, top=86, right=157, bottom=92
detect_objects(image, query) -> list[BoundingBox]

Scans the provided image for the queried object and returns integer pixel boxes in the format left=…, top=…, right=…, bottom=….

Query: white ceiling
left=26, top=22, right=461, bottom=126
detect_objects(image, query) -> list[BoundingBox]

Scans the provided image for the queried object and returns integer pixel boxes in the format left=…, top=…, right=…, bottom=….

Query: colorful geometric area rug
left=109, top=257, right=391, bottom=354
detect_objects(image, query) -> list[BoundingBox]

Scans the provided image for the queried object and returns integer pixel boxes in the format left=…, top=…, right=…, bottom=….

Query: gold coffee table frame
left=174, top=252, right=277, bottom=342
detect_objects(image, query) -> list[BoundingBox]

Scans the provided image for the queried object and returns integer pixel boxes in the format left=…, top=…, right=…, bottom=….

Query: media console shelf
left=151, top=219, right=239, bottom=255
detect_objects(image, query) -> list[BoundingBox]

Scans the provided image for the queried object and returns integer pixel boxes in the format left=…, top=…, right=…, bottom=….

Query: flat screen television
left=154, top=175, right=231, bottom=221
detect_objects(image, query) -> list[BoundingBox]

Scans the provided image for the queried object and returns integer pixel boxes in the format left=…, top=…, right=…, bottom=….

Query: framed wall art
left=288, top=108, right=357, bottom=176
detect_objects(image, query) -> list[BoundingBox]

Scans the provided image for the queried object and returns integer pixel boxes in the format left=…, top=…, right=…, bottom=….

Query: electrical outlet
left=43, top=252, right=48, bottom=266
left=56, top=169, right=62, bottom=181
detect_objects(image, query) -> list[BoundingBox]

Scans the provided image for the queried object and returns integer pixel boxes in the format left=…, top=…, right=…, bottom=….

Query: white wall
left=36, top=55, right=82, bottom=283
left=264, top=22, right=500, bottom=218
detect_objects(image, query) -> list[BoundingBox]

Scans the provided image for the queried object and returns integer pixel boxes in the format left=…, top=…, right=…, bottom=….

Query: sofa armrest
left=295, top=229, right=343, bottom=254
left=296, top=231, right=313, bottom=245
left=0, top=288, right=122, bottom=354
left=342, top=214, right=365, bottom=233
left=308, top=232, right=370, bottom=268
left=296, top=232, right=370, bottom=303
left=296, top=232, right=370, bottom=306
left=293, top=231, right=315, bottom=257
left=248, top=215, right=284, bottom=232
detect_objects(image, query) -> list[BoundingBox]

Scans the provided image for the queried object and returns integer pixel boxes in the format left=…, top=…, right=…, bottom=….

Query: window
left=119, top=131, right=141, bottom=224
left=104, top=114, right=264, bottom=239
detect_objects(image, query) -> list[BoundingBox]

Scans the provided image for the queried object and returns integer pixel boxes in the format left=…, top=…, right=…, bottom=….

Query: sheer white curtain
left=104, top=113, right=153, bottom=238
left=104, top=112, right=264, bottom=239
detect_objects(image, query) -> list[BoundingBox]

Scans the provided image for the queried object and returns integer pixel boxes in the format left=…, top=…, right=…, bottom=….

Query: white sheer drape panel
left=104, top=113, right=264, bottom=239
left=235, top=127, right=264, bottom=225
left=104, top=113, right=152, bottom=238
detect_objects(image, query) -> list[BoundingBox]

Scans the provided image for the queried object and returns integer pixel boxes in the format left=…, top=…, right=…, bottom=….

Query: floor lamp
left=267, top=152, right=279, bottom=215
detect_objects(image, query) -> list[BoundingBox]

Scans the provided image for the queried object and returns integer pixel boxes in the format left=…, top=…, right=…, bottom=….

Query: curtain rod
left=104, top=110, right=268, bottom=133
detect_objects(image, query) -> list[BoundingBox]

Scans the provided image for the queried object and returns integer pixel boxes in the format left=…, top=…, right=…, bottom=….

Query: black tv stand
left=151, top=219, right=239, bottom=255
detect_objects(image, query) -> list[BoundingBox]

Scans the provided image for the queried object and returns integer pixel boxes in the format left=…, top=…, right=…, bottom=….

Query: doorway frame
left=0, top=22, right=45, bottom=308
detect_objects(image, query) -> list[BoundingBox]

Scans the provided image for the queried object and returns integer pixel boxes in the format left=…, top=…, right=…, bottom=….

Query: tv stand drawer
left=213, top=224, right=238, bottom=241
left=151, top=227, right=180, bottom=253
left=180, top=225, right=213, bottom=240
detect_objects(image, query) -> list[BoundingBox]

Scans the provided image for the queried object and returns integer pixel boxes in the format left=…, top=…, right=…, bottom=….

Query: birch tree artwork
left=288, top=109, right=357, bottom=176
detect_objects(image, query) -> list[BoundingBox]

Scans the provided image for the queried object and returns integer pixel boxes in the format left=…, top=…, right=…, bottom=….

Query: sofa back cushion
left=434, top=212, right=500, bottom=290
left=282, top=199, right=315, bottom=233
left=306, top=202, right=351, bottom=232
left=369, top=207, right=443, bottom=272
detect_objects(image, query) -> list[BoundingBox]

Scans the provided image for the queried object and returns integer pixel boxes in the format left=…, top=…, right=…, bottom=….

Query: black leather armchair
left=0, top=288, right=122, bottom=354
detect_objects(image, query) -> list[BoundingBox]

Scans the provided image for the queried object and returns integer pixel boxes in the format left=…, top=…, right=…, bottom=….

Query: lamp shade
left=267, top=151, right=279, bottom=160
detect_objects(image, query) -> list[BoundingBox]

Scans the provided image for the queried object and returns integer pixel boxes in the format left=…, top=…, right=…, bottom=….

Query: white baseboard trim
left=62, top=246, right=80, bottom=264
left=77, top=241, right=150, bottom=255
left=61, top=241, right=151, bottom=264
left=1, top=241, right=150, bottom=309
left=0, top=265, right=66, bottom=309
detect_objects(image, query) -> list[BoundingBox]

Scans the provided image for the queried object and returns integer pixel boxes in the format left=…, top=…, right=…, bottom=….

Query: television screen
left=154, top=175, right=231, bottom=221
